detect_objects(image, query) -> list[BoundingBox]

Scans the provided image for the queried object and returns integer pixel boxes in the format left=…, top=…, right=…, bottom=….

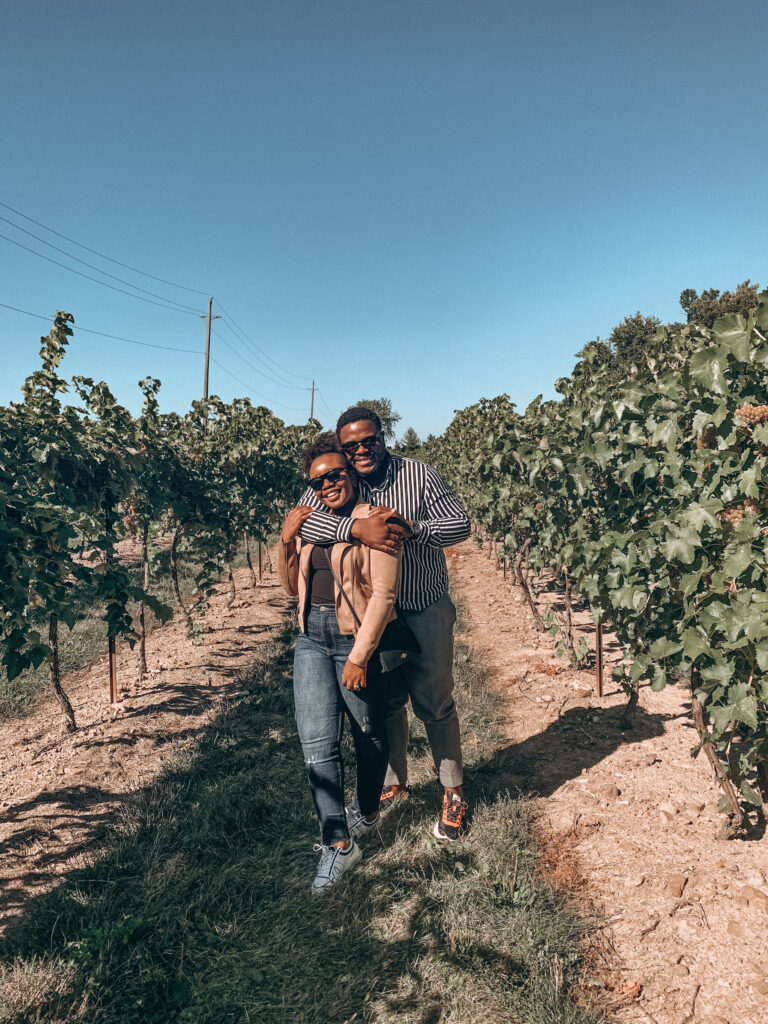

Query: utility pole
left=200, top=296, right=221, bottom=401
left=310, top=380, right=315, bottom=420
left=203, top=296, right=213, bottom=401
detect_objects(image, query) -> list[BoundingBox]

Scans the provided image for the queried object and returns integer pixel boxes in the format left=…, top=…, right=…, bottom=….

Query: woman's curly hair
left=301, top=432, right=347, bottom=477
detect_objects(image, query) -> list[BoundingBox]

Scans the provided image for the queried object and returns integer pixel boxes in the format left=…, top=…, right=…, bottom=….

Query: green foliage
left=394, top=426, right=421, bottom=455
left=429, top=294, right=768, bottom=816
left=609, top=312, right=662, bottom=368
left=680, top=279, right=760, bottom=328
left=0, top=314, right=319, bottom=715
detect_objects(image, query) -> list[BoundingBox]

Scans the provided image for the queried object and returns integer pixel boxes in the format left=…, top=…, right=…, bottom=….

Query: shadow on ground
left=0, top=626, right=634, bottom=1024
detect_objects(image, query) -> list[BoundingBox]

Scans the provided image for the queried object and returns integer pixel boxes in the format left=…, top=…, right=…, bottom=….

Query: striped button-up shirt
left=298, top=454, right=470, bottom=611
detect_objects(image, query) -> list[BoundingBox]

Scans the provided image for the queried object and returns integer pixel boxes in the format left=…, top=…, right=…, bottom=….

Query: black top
left=309, top=543, right=335, bottom=605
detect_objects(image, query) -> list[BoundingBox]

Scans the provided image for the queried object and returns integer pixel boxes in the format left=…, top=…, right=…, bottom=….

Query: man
left=298, top=406, right=471, bottom=840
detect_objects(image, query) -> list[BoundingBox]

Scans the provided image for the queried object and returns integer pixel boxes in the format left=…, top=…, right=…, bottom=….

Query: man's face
left=338, top=419, right=386, bottom=476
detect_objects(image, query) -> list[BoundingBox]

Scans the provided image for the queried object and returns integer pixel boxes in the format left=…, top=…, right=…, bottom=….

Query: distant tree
left=609, top=312, right=661, bottom=368
left=396, top=427, right=421, bottom=455
left=355, top=397, right=401, bottom=442
left=679, top=280, right=760, bottom=327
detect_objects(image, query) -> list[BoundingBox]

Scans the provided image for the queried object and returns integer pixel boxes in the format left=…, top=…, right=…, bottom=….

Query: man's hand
left=351, top=506, right=409, bottom=554
left=342, top=659, right=367, bottom=691
left=386, top=513, right=415, bottom=538
left=280, top=505, right=314, bottom=543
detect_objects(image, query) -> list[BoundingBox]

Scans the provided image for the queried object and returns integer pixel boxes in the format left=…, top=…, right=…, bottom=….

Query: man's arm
left=407, top=467, right=471, bottom=549
left=296, top=486, right=404, bottom=554
left=297, top=486, right=355, bottom=546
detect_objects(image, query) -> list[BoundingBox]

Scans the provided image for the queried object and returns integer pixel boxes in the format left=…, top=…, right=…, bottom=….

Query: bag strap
left=322, top=547, right=362, bottom=627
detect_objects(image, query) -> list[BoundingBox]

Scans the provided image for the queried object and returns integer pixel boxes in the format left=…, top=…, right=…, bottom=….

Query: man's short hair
left=336, top=406, right=382, bottom=436
left=301, top=432, right=344, bottom=476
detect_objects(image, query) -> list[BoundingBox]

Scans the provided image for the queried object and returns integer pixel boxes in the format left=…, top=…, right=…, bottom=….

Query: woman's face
left=308, top=452, right=356, bottom=510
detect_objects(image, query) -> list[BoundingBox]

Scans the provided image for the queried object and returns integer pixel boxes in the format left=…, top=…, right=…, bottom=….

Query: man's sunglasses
left=341, top=434, right=381, bottom=456
left=308, top=467, right=348, bottom=492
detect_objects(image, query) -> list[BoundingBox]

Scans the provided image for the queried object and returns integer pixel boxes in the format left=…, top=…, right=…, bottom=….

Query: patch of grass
left=0, top=599, right=599, bottom=1024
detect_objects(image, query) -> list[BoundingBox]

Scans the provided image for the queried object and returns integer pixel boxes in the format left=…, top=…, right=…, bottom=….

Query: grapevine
left=0, top=313, right=318, bottom=728
left=426, top=296, right=768, bottom=826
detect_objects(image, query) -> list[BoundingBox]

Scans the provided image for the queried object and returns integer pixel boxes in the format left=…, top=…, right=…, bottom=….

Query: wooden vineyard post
left=105, top=504, right=119, bottom=705
left=503, top=556, right=507, bottom=579
left=258, top=541, right=263, bottom=582
left=595, top=622, right=604, bottom=697
left=109, top=636, right=118, bottom=704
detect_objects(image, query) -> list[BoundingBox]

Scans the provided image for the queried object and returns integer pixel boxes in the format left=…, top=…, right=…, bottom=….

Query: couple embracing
left=278, top=406, right=471, bottom=893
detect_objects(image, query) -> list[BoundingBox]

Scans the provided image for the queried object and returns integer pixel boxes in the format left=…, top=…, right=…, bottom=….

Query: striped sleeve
left=296, top=486, right=354, bottom=545
left=411, top=467, right=471, bottom=549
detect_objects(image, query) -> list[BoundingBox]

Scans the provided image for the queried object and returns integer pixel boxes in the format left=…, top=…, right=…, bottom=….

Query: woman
left=278, top=433, right=401, bottom=894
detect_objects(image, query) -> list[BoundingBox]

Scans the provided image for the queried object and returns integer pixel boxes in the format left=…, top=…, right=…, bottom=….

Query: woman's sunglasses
left=340, top=434, right=381, bottom=455
left=308, top=467, right=348, bottom=492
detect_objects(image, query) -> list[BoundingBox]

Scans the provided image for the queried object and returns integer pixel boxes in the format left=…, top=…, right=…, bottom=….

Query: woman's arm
left=347, top=546, right=401, bottom=670
left=277, top=506, right=312, bottom=596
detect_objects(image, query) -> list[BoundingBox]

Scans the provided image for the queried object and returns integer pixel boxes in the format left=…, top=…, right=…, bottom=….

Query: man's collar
left=361, top=451, right=393, bottom=490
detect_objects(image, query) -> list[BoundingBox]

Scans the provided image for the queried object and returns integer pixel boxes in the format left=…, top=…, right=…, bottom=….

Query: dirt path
left=447, top=538, right=768, bottom=1024
left=0, top=566, right=291, bottom=937
left=4, top=542, right=768, bottom=1023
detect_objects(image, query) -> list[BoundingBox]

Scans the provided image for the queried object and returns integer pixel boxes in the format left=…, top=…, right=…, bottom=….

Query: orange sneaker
left=379, top=785, right=409, bottom=811
left=433, top=792, right=468, bottom=841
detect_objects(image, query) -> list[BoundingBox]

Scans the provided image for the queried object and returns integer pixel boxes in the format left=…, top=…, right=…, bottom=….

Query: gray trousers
left=383, top=593, right=463, bottom=789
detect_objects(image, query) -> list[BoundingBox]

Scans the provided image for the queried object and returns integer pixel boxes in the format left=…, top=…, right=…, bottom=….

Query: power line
left=215, top=316, right=305, bottom=389
left=316, top=389, right=336, bottom=421
left=0, top=232, right=204, bottom=318
left=0, top=213, right=202, bottom=314
left=215, top=297, right=313, bottom=384
left=77, top=325, right=200, bottom=354
left=0, top=301, right=201, bottom=353
left=212, top=323, right=309, bottom=391
left=0, top=199, right=208, bottom=295
left=3, top=301, right=309, bottom=411
left=0, top=302, right=50, bottom=323
left=209, top=358, right=310, bottom=414
left=216, top=311, right=308, bottom=389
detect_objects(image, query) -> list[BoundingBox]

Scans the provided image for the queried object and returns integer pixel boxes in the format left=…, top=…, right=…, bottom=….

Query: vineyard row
left=423, top=294, right=768, bottom=831
left=0, top=312, right=315, bottom=729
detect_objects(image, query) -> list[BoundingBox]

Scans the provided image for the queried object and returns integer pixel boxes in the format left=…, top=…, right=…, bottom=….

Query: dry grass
left=0, top=606, right=601, bottom=1024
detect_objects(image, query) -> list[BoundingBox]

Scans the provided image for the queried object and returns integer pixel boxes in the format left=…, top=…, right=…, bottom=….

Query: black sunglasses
left=341, top=434, right=381, bottom=455
left=308, top=466, right=348, bottom=492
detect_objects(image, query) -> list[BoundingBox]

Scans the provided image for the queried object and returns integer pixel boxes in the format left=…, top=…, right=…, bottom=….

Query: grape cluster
left=121, top=497, right=140, bottom=536
left=735, top=403, right=768, bottom=424
left=718, top=499, right=762, bottom=525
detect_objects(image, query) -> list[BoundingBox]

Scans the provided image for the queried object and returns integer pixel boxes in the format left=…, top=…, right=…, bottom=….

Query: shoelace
left=443, top=797, right=465, bottom=824
left=312, top=843, right=338, bottom=878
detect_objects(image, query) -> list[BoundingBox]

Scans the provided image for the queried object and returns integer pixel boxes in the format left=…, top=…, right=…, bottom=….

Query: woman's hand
left=342, top=658, right=367, bottom=691
left=280, top=505, right=314, bottom=542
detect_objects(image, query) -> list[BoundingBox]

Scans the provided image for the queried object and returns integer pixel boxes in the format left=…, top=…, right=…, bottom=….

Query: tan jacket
left=278, top=503, right=401, bottom=668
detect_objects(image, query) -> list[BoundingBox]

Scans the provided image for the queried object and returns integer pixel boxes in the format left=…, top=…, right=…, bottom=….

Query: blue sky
left=2, top=1, right=767, bottom=438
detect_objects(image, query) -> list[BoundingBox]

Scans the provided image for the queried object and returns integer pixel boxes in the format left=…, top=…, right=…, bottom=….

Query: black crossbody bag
left=322, top=549, right=420, bottom=672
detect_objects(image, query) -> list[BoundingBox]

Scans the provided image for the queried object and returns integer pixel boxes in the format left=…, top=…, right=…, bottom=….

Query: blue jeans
left=293, top=605, right=389, bottom=845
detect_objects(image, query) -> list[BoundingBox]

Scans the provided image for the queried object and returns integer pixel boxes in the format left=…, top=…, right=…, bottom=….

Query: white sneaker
left=311, top=840, right=362, bottom=894
left=345, top=806, right=380, bottom=841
